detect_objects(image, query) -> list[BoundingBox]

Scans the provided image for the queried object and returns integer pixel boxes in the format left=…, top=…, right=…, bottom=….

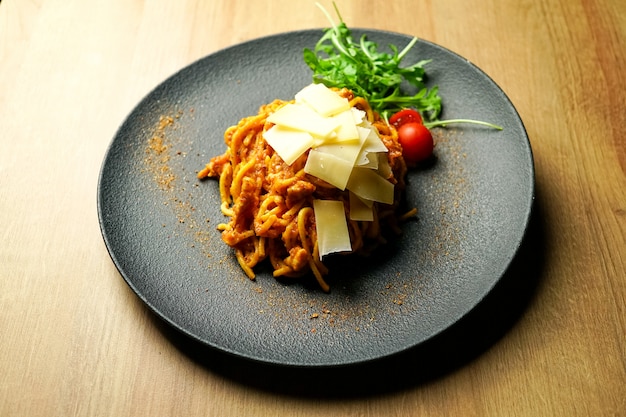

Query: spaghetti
left=198, top=88, right=411, bottom=292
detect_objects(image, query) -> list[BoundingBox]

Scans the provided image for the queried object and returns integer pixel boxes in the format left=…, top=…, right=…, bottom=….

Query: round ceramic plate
left=98, top=29, right=534, bottom=367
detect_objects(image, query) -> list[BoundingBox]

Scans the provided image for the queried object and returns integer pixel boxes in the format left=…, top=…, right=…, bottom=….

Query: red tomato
left=397, top=122, right=433, bottom=164
left=389, top=109, right=423, bottom=128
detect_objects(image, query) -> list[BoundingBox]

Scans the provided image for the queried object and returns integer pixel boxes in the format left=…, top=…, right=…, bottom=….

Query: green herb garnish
left=303, top=2, right=502, bottom=131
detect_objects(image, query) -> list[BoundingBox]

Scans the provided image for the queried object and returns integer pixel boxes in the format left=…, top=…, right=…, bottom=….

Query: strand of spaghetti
left=312, top=240, right=329, bottom=275
left=271, top=169, right=306, bottom=191
left=348, top=219, right=364, bottom=253
left=235, top=249, right=256, bottom=279
left=224, top=229, right=255, bottom=245
left=309, top=259, right=329, bottom=293
left=399, top=207, right=418, bottom=221
left=257, top=195, right=283, bottom=221
left=223, top=125, right=237, bottom=148
left=256, top=214, right=278, bottom=235
left=266, top=238, right=280, bottom=270
left=230, top=158, right=256, bottom=200
left=281, top=221, right=299, bottom=253
left=273, top=265, right=294, bottom=277
left=220, top=201, right=234, bottom=217
left=309, top=242, right=330, bottom=292
left=218, top=163, right=234, bottom=216
left=247, top=237, right=264, bottom=268
left=281, top=200, right=305, bottom=223
left=258, top=208, right=281, bottom=225
left=257, top=236, right=266, bottom=259
left=197, top=164, right=211, bottom=179
left=296, top=206, right=314, bottom=254
left=296, top=206, right=331, bottom=292
left=272, top=175, right=298, bottom=190
left=228, top=114, right=265, bottom=165
left=268, top=236, right=295, bottom=277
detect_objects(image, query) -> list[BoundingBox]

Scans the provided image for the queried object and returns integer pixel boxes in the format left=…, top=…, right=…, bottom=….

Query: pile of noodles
left=198, top=88, right=412, bottom=292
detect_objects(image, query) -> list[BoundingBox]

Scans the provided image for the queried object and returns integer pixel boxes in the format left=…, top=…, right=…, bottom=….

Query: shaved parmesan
left=315, top=125, right=368, bottom=165
left=304, top=149, right=353, bottom=190
left=295, top=83, right=351, bottom=117
left=329, top=110, right=360, bottom=143
left=315, top=141, right=364, bottom=166
left=264, top=83, right=396, bottom=227
left=313, top=199, right=352, bottom=257
left=350, top=107, right=367, bottom=124
left=263, top=125, right=315, bottom=165
left=356, top=151, right=379, bottom=169
left=267, top=103, right=339, bottom=138
left=349, top=192, right=374, bottom=221
left=361, top=127, right=389, bottom=153
left=347, top=167, right=395, bottom=205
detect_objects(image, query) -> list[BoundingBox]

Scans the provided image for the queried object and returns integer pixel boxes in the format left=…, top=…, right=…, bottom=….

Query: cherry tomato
left=397, top=122, right=433, bottom=164
left=389, top=109, right=423, bottom=128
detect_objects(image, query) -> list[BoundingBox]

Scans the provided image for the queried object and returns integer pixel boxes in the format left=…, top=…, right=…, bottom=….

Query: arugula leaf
left=304, top=2, right=503, bottom=131
left=303, top=2, right=442, bottom=121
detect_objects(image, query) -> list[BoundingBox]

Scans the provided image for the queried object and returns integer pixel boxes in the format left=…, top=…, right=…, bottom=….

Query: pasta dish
left=198, top=85, right=413, bottom=292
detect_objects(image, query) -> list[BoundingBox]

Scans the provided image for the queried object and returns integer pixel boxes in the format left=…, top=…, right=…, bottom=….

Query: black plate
left=98, top=29, right=534, bottom=367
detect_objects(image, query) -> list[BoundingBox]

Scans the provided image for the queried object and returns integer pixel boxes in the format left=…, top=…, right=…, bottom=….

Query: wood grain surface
left=1, top=0, right=624, bottom=416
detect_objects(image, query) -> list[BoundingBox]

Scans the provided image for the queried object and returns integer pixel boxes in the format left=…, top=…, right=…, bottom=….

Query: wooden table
left=2, top=0, right=625, bottom=415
